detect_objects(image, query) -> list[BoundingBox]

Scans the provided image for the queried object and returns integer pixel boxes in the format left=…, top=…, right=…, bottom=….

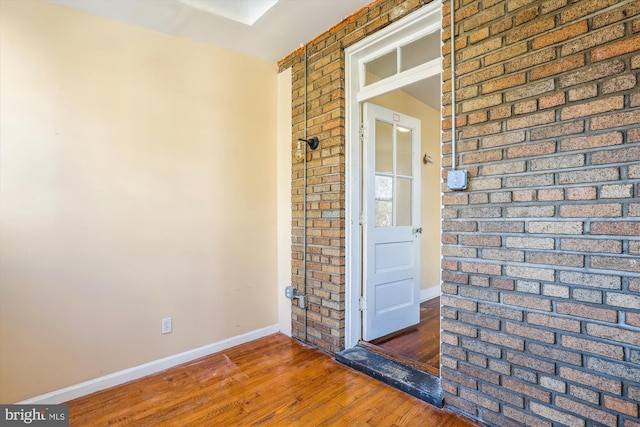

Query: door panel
left=363, top=103, right=421, bottom=341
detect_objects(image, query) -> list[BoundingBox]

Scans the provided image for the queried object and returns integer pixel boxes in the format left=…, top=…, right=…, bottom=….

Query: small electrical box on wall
left=447, top=169, right=468, bottom=191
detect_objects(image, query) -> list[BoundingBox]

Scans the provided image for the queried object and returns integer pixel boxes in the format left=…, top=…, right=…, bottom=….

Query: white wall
left=0, top=0, right=279, bottom=402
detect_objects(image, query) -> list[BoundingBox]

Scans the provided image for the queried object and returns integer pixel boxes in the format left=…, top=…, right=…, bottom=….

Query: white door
left=362, top=103, right=421, bottom=341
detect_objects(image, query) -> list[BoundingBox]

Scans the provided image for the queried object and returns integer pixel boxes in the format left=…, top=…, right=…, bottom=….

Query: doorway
left=345, top=3, right=442, bottom=374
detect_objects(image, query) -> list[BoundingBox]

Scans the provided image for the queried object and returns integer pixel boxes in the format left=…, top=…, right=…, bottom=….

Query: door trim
left=345, top=2, right=442, bottom=349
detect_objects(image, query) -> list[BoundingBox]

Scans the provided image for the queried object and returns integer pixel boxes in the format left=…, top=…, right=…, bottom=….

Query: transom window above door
left=364, top=31, right=441, bottom=86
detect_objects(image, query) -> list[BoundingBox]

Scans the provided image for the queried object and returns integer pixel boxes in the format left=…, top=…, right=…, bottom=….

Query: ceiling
left=46, top=0, right=373, bottom=62
left=46, top=0, right=440, bottom=109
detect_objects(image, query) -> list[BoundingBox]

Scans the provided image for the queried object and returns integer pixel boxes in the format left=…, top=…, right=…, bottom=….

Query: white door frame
left=345, top=2, right=442, bottom=349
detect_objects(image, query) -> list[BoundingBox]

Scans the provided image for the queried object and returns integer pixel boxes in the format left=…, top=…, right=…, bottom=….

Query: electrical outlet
left=285, top=286, right=296, bottom=299
left=161, top=317, right=172, bottom=334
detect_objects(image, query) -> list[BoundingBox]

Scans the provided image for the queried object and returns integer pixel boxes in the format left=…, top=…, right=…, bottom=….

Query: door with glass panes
left=363, top=103, right=421, bottom=341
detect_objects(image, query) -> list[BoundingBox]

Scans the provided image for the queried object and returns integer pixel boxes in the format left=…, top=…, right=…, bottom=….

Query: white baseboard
left=18, top=324, right=280, bottom=405
left=420, top=286, right=440, bottom=302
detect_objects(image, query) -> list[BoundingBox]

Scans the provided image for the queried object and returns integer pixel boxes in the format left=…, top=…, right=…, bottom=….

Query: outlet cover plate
left=161, top=317, right=172, bottom=334
left=447, top=169, right=468, bottom=190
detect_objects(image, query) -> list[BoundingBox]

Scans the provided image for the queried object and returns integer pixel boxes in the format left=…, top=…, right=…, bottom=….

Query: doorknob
left=413, top=227, right=423, bottom=234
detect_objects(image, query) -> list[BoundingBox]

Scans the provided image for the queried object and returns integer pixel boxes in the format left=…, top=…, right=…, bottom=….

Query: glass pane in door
left=396, top=126, right=412, bottom=176
left=396, top=177, right=412, bottom=226
left=375, top=120, right=393, bottom=173
left=375, top=175, right=393, bottom=227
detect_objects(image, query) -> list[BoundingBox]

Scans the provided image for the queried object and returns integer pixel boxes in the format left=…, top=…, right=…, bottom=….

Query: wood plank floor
left=67, top=333, right=480, bottom=426
left=370, top=297, right=440, bottom=375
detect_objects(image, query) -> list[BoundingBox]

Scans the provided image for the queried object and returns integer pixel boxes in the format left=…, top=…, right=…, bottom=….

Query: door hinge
left=359, top=211, right=367, bottom=225
left=359, top=124, right=365, bottom=144
left=359, top=296, right=366, bottom=311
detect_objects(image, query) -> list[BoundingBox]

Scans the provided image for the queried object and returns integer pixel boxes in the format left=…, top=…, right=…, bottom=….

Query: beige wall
left=371, top=91, right=442, bottom=294
left=277, top=69, right=293, bottom=337
left=0, top=0, right=278, bottom=403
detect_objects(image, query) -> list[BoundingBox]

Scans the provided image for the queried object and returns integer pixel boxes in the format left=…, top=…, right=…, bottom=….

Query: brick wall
left=278, top=0, right=426, bottom=353
left=279, top=0, right=640, bottom=425
left=440, top=0, right=640, bottom=426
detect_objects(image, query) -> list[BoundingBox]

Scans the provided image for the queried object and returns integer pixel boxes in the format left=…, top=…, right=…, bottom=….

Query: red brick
left=460, top=362, right=500, bottom=385
left=559, top=203, right=622, bottom=218
left=502, top=377, right=551, bottom=403
left=602, top=75, right=637, bottom=94
left=560, top=238, right=622, bottom=253
left=442, top=368, right=477, bottom=390
left=461, top=261, right=501, bottom=275
left=560, top=96, right=624, bottom=120
left=531, top=121, right=585, bottom=141
left=560, top=366, right=622, bottom=395
left=539, top=92, right=565, bottom=109
left=559, top=59, right=625, bottom=88
left=628, top=313, right=640, bottom=328
left=459, top=388, right=500, bottom=412
left=480, top=330, right=524, bottom=350
left=538, top=188, right=564, bottom=201
left=568, top=84, right=598, bottom=102
left=557, top=301, right=618, bottom=323
left=531, top=402, right=586, bottom=426
left=461, top=148, right=503, bottom=164
left=593, top=1, right=640, bottom=28
left=513, top=99, right=538, bottom=115
left=462, top=3, right=504, bottom=31
left=566, top=187, right=597, bottom=200
left=592, top=34, right=640, bottom=62
left=503, top=407, right=552, bottom=427
left=562, top=335, right=624, bottom=359
left=506, top=79, right=555, bottom=102
left=533, top=21, right=589, bottom=49
left=591, top=109, right=640, bottom=130
left=507, top=351, right=556, bottom=373
left=506, top=16, right=555, bottom=44
left=505, top=322, right=555, bottom=343
left=591, top=221, right=640, bottom=236
left=530, top=54, right=584, bottom=81
left=506, top=111, right=555, bottom=130
left=507, top=141, right=556, bottom=158
left=560, top=131, right=623, bottom=151
left=528, top=343, right=582, bottom=366
left=482, top=131, right=525, bottom=148
left=556, top=396, right=618, bottom=426
left=514, top=6, right=538, bottom=25
left=559, top=0, right=622, bottom=24
left=461, top=38, right=503, bottom=61
left=480, top=384, right=524, bottom=410
left=591, top=145, right=640, bottom=164
left=506, top=47, right=556, bottom=73
left=604, top=395, right=639, bottom=418
left=482, top=73, right=526, bottom=94
left=485, top=42, right=528, bottom=66
left=562, top=24, right=626, bottom=56
left=592, top=256, right=640, bottom=273
left=460, top=64, right=504, bottom=87
left=528, top=312, right=581, bottom=333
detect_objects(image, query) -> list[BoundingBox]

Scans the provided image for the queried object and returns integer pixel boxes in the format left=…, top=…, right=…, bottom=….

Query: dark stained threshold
left=335, top=345, right=443, bottom=408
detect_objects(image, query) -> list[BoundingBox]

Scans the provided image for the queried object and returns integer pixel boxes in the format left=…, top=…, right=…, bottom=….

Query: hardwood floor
left=370, top=297, right=440, bottom=376
left=67, top=333, right=480, bottom=426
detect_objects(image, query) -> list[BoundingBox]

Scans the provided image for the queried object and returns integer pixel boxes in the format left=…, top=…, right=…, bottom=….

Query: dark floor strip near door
left=335, top=345, right=443, bottom=408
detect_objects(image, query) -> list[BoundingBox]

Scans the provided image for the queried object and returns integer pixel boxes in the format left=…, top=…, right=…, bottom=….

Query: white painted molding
left=420, top=286, right=440, bottom=302
left=18, top=324, right=280, bottom=404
